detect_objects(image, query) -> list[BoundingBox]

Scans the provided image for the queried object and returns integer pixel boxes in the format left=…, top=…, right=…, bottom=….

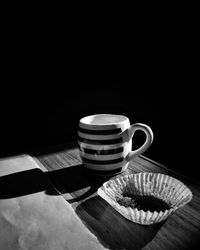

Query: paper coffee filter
left=97, top=172, right=192, bottom=225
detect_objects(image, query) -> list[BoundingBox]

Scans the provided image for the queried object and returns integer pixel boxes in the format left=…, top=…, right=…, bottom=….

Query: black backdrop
left=0, top=80, right=198, bottom=181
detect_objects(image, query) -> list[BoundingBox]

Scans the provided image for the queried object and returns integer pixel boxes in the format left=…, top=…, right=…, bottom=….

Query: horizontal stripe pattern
left=82, top=157, right=124, bottom=165
left=79, top=122, right=123, bottom=131
left=78, top=127, right=122, bottom=135
left=82, top=161, right=128, bottom=172
left=78, top=136, right=123, bottom=145
left=78, top=124, right=126, bottom=173
left=78, top=131, right=122, bottom=141
left=80, top=151, right=125, bottom=161
left=80, top=147, right=124, bottom=155
left=78, top=141, right=126, bottom=150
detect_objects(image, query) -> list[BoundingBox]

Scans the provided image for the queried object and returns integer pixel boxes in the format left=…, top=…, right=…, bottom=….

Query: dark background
left=0, top=16, right=198, bottom=181
left=0, top=79, right=198, bottom=181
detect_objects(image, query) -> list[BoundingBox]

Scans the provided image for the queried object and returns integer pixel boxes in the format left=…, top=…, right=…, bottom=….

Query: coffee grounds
left=119, top=194, right=170, bottom=212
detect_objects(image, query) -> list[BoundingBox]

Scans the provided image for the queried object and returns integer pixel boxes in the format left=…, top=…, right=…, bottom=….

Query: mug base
left=83, top=166, right=127, bottom=176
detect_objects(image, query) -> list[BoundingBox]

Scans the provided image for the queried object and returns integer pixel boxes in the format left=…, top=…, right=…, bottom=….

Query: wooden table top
left=36, top=146, right=200, bottom=250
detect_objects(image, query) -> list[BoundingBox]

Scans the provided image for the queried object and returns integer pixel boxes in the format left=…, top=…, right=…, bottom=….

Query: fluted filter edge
left=97, top=172, right=192, bottom=225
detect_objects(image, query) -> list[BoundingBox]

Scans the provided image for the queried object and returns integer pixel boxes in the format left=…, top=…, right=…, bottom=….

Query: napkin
left=0, top=155, right=107, bottom=250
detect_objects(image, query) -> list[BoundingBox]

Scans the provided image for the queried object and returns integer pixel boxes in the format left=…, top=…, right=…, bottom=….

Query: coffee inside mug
left=78, top=114, right=153, bottom=175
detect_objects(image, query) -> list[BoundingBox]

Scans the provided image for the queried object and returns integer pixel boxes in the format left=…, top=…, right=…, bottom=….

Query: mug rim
left=80, top=114, right=129, bottom=126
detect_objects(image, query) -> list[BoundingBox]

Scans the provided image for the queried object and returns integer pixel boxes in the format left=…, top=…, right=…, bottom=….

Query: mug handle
left=125, top=123, right=154, bottom=162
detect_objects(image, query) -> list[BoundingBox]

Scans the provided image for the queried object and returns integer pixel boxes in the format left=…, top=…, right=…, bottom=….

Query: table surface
left=36, top=146, right=200, bottom=250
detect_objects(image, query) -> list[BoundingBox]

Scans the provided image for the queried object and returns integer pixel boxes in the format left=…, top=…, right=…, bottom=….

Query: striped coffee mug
left=78, top=114, right=153, bottom=175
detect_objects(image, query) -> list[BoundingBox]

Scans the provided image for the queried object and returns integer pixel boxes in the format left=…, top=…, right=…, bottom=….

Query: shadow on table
left=45, top=164, right=110, bottom=203
left=76, top=196, right=166, bottom=250
left=0, top=163, right=109, bottom=201
left=0, top=168, right=58, bottom=199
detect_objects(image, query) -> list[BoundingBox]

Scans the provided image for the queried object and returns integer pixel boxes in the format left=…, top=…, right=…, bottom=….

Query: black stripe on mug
left=82, top=157, right=124, bottom=165
left=80, top=147, right=124, bottom=155
left=78, top=127, right=122, bottom=135
left=78, top=136, right=123, bottom=145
